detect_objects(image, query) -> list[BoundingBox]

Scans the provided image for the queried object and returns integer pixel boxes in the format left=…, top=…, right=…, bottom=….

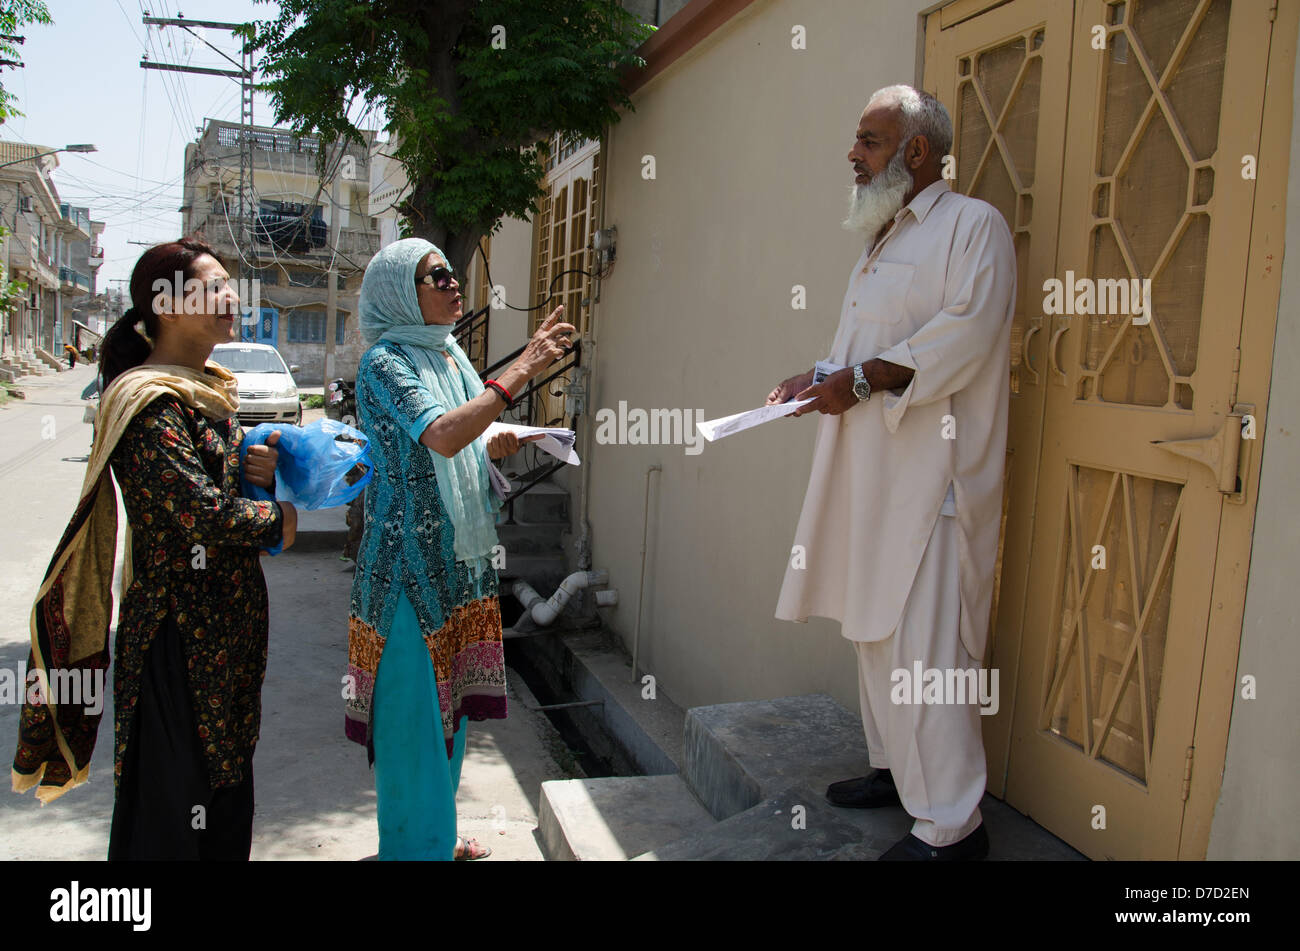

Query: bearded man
left=767, top=85, right=1016, bottom=861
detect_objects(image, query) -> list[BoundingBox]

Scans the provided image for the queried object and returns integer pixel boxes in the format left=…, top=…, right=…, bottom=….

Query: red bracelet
left=485, top=379, right=513, bottom=408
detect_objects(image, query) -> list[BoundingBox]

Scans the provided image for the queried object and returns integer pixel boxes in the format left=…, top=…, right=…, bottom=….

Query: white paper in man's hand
left=484, top=421, right=580, bottom=465
left=697, top=398, right=814, bottom=442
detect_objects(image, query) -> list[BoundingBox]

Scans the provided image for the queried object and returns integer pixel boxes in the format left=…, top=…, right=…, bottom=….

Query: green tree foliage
left=246, top=0, right=653, bottom=277
left=0, top=0, right=52, bottom=125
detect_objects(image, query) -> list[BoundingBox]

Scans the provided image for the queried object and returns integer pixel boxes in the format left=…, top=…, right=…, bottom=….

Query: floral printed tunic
left=345, top=341, right=507, bottom=758
left=109, top=395, right=283, bottom=792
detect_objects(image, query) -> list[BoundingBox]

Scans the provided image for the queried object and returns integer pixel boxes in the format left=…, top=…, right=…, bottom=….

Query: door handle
left=1022, top=317, right=1042, bottom=387
left=1047, top=317, right=1069, bottom=386
left=1151, top=404, right=1255, bottom=501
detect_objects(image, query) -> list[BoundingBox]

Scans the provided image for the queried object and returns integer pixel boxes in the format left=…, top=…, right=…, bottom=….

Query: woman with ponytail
left=12, top=238, right=298, bottom=860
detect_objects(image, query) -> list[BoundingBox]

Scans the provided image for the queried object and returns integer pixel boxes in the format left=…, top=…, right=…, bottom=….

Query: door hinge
left=1152, top=403, right=1253, bottom=499
left=1228, top=346, right=1242, bottom=405
left=1182, top=746, right=1195, bottom=801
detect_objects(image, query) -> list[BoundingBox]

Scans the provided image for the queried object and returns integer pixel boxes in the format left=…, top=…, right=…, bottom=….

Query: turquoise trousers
left=373, top=591, right=468, bottom=861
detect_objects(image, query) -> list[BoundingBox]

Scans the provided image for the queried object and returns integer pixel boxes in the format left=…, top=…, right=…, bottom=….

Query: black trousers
left=108, top=614, right=255, bottom=861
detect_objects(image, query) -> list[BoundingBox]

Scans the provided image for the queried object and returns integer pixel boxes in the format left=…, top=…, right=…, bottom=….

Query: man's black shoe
left=877, top=823, right=989, bottom=861
left=824, top=768, right=901, bottom=808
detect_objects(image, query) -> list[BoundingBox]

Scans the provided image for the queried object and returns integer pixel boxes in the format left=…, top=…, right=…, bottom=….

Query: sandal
left=454, top=836, right=492, bottom=860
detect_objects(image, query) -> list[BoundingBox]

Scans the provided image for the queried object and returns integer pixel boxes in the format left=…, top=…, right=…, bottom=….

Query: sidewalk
left=0, top=366, right=578, bottom=860
left=252, top=508, right=578, bottom=860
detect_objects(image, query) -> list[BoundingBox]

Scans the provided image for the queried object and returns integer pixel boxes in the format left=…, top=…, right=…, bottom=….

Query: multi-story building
left=0, top=141, right=99, bottom=375
left=181, top=118, right=380, bottom=383
left=55, top=203, right=104, bottom=351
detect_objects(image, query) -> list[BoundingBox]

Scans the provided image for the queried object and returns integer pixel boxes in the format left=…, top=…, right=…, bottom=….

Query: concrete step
left=634, top=783, right=909, bottom=861
left=538, top=774, right=715, bottom=861
left=283, top=504, right=348, bottom=553
left=635, top=781, right=1084, bottom=861
left=496, top=521, right=564, bottom=555
left=683, top=693, right=870, bottom=820
left=498, top=552, right=568, bottom=592
left=34, top=346, right=64, bottom=370
left=671, top=693, right=1084, bottom=860
left=511, top=481, right=569, bottom=524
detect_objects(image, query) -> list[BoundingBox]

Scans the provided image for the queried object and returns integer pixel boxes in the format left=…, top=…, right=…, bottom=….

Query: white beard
left=842, top=147, right=913, bottom=239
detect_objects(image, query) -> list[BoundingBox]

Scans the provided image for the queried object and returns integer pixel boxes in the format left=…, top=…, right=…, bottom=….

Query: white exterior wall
left=584, top=0, right=932, bottom=711
left=479, top=216, right=535, bottom=368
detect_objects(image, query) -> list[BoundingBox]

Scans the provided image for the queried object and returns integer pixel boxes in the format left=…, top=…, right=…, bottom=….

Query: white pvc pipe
left=513, top=569, right=610, bottom=627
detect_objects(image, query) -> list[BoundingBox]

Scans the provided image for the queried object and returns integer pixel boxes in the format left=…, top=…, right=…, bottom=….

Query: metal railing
left=467, top=327, right=583, bottom=515
left=453, top=303, right=491, bottom=373
left=59, top=266, right=91, bottom=291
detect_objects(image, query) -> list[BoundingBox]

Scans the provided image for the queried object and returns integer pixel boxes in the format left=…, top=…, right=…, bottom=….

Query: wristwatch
left=852, top=363, right=872, bottom=402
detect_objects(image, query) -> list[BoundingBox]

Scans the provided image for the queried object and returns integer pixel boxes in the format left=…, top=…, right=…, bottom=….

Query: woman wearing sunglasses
left=347, top=238, right=574, bottom=860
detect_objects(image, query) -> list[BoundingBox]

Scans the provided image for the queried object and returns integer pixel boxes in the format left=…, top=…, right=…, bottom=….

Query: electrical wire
left=475, top=236, right=605, bottom=314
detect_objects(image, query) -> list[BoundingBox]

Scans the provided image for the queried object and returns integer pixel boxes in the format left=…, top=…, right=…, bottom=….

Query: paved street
left=0, top=366, right=575, bottom=860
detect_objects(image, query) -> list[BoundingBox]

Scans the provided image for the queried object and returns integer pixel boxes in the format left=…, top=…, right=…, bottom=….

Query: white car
left=211, top=342, right=302, bottom=427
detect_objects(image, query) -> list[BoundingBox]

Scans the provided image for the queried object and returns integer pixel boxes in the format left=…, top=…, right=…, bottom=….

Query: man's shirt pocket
left=856, top=260, right=915, bottom=324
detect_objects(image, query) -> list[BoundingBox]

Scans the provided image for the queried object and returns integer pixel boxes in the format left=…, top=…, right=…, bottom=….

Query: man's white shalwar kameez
left=775, top=179, right=1016, bottom=846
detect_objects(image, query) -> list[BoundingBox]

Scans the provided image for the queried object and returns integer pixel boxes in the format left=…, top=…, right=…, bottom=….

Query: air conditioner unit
left=19, top=196, right=33, bottom=213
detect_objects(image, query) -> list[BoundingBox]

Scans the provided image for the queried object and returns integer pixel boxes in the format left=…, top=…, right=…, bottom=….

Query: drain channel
left=506, top=639, right=617, bottom=778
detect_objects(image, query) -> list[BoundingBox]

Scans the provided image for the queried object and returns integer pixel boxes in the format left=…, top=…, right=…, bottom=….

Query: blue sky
left=4, top=0, right=379, bottom=288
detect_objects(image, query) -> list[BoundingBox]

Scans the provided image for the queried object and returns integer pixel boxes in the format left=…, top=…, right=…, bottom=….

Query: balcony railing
left=461, top=311, right=583, bottom=512
left=59, top=266, right=91, bottom=291
left=194, top=213, right=380, bottom=262
left=59, top=203, right=92, bottom=234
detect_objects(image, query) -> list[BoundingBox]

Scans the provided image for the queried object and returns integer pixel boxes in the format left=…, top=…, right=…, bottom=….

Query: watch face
left=854, top=381, right=870, bottom=400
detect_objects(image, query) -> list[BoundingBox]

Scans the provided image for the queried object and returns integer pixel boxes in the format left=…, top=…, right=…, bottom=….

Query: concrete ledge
left=34, top=346, right=64, bottom=371
left=539, top=774, right=714, bottom=860
left=634, top=783, right=907, bottom=861
left=510, top=627, right=684, bottom=778
left=511, top=480, right=569, bottom=524
left=684, top=694, right=868, bottom=820
left=675, top=693, right=1085, bottom=860
left=634, top=782, right=1085, bottom=860
left=286, top=504, right=349, bottom=553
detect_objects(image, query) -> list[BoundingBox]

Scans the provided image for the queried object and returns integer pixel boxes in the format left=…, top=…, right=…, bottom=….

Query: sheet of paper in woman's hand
left=697, top=398, right=814, bottom=442
left=484, top=421, right=580, bottom=465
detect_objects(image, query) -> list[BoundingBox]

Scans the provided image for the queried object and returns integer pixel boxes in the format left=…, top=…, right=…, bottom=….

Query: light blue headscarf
left=359, top=237, right=499, bottom=571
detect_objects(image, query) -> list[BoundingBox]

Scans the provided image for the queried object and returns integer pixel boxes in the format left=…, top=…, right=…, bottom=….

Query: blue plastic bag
left=239, top=419, right=374, bottom=513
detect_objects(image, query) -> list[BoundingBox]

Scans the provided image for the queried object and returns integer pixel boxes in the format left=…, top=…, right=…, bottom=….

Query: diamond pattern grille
left=1078, top=0, right=1231, bottom=410
left=953, top=29, right=1045, bottom=396
left=1044, top=466, right=1182, bottom=783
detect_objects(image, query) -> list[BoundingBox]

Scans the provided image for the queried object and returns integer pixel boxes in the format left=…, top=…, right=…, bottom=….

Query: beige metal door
left=925, top=0, right=1075, bottom=798
left=1004, top=0, right=1280, bottom=860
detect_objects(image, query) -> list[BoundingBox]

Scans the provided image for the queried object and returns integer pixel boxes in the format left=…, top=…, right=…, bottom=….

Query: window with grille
left=287, top=310, right=326, bottom=342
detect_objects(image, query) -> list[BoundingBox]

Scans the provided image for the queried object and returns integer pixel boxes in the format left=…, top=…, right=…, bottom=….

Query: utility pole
left=139, top=16, right=254, bottom=255
left=322, top=154, right=341, bottom=388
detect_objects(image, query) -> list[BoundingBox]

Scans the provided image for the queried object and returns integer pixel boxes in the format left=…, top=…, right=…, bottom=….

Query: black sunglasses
left=415, top=266, right=456, bottom=290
